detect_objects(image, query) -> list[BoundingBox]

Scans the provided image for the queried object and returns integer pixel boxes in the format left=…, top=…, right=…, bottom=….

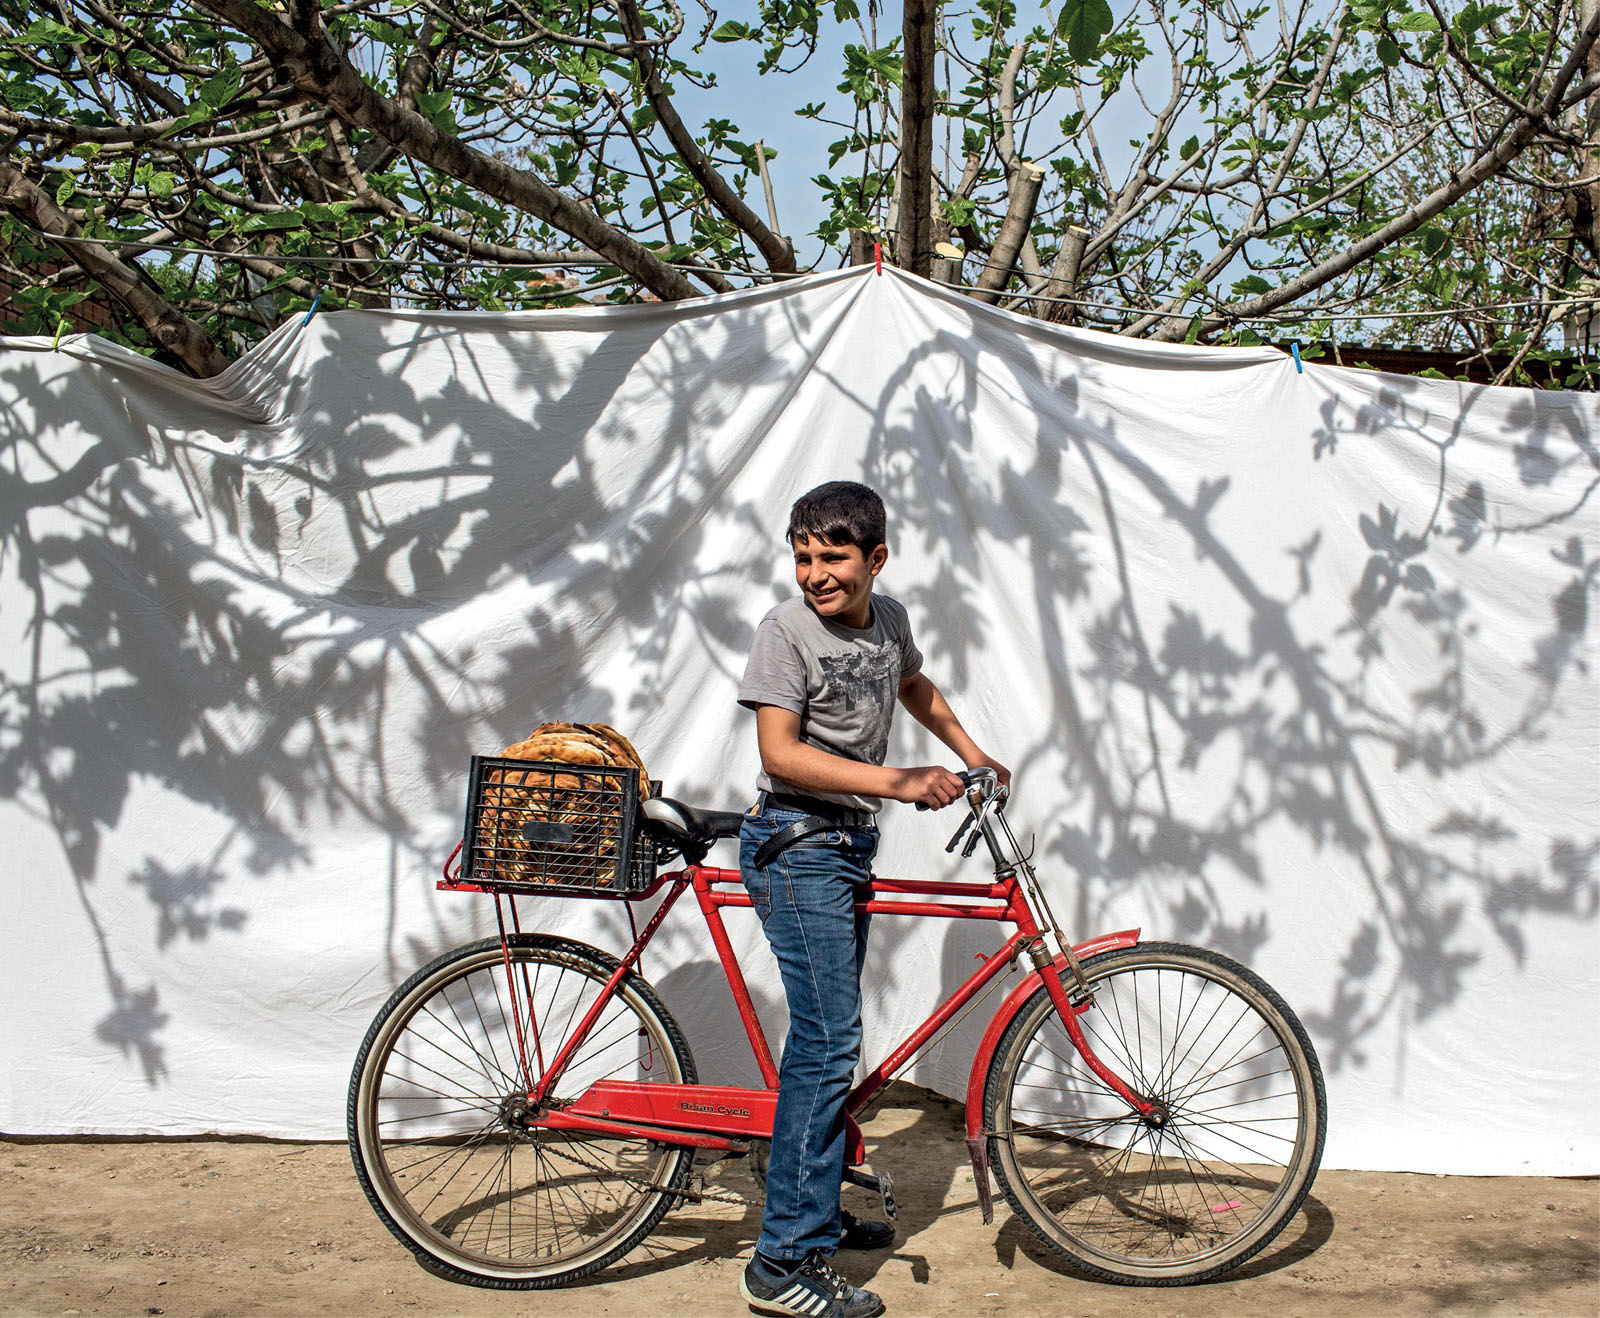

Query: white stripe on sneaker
left=783, top=1283, right=825, bottom=1317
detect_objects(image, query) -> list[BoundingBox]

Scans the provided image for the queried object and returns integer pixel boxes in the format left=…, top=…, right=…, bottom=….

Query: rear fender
left=962, top=928, right=1140, bottom=1143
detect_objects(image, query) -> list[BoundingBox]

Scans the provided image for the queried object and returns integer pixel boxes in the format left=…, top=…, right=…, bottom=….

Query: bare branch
left=614, top=0, right=796, bottom=273
left=970, top=165, right=1043, bottom=303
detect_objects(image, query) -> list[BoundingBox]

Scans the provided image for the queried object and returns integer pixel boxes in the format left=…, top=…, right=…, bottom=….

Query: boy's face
left=792, top=534, right=887, bottom=629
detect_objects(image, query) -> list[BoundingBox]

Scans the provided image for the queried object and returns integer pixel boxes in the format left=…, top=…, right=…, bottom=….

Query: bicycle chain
left=531, top=1135, right=753, bottom=1207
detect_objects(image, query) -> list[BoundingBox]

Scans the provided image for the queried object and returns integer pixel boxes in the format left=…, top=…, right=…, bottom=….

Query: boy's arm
left=897, top=672, right=1012, bottom=787
left=754, top=705, right=968, bottom=809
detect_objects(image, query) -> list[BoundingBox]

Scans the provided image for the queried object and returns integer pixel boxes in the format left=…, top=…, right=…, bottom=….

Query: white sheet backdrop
left=1, top=267, right=1595, bottom=1174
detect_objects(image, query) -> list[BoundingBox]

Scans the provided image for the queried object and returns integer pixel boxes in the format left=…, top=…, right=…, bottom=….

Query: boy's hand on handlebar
left=893, top=766, right=968, bottom=809
left=966, top=753, right=1012, bottom=790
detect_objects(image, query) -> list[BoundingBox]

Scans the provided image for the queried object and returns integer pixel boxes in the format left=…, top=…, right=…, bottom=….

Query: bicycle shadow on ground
left=843, top=1082, right=981, bottom=1289
left=547, top=1080, right=973, bottom=1291
left=991, top=1188, right=1337, bottom=1284
left=577, top=1158, right=768, bottom=1285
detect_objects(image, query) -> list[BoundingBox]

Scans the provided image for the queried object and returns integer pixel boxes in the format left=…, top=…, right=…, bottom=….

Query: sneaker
left=838, top=1208, right=895, bottom=1252
left=739, top=1249, right=885, bottom=1318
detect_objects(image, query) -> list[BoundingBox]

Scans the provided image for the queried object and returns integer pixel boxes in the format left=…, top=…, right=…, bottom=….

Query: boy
left=736, top=481, right=1008, bottom=1318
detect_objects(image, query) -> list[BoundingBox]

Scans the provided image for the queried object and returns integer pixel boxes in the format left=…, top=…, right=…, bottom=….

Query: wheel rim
left=995, top=951, right=1320, bottom=1277
left=354, top=946, right=690, bottom=1280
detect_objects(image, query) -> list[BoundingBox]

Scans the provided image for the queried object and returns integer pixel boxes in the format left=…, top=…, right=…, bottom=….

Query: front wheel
left=984, top=942, right=1326, bottom=1285
left=348, top=934, right=696, bottom=1288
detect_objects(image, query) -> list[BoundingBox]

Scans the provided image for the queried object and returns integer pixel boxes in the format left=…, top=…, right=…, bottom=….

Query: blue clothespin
left=301, top=290, right=322, bottom=326
left=1289, top=339, right=1303, bottom=373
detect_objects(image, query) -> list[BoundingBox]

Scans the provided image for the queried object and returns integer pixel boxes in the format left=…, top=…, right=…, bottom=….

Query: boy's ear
left=867, top=543, right=888, bottom=575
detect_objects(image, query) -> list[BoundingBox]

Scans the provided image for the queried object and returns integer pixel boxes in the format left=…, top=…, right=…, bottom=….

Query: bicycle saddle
left=640, top=796, right=744, bottom=845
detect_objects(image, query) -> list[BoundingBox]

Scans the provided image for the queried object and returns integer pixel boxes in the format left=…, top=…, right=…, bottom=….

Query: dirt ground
left=3, top=1086, right=1595, bottom=1318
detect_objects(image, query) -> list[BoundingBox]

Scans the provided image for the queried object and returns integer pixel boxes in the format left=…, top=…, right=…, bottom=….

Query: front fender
left=962, top=928, right=1140, bottom=1141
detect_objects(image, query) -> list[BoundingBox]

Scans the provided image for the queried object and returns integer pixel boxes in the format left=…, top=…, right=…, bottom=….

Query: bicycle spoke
left=437, top=987, right=521, bottom=1093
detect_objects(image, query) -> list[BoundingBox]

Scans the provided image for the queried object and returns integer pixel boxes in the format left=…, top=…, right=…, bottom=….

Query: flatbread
left=501, top=722, right=650, bottom=795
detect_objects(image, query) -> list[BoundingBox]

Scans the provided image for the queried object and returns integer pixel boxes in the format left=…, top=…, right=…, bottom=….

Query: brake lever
left=945, top=813, right=976, bottom=854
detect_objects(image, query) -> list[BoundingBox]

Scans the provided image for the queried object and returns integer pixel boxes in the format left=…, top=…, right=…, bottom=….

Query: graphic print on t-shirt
left=818, top=645, right=901, bottom=761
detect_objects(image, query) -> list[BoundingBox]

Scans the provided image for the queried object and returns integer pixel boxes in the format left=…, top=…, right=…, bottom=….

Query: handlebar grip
left=913, top=768, right=983, bottom=811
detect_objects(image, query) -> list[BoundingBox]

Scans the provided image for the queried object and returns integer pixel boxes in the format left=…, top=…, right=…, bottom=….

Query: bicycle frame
left=362, top=776, right=1326, bottom=1289
left=472, top=860, right=1147, bottom=1188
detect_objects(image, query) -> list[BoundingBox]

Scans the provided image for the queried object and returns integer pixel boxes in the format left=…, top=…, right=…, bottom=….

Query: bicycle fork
left=962, top=930, right=1154, bottom=1224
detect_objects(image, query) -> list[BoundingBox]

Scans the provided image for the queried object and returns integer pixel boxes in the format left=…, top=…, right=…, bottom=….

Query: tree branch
left=0, top=160, right=230, bottom=377
left=614, top=0, right=795, bottom=273
left=192, top=0, right=701, bottom=302
left=970, top=164, right=1043, bottom=303
left=896, top=0, right=938, bottom=275
left=1147, top=1, right=1600, bottom=341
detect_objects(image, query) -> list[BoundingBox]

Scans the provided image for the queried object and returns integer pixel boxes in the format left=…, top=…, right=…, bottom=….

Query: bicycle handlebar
left=909, top=768, right=1008, bottom=858
left=913, top=766, right=1001, bottom=811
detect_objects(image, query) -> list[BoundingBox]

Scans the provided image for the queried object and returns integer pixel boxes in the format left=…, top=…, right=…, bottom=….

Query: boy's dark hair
left=785, top=481, right=886, bottom=551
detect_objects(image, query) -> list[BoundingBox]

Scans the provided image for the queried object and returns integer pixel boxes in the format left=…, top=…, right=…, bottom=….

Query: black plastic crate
left=459, top=755, right=654, bottom=895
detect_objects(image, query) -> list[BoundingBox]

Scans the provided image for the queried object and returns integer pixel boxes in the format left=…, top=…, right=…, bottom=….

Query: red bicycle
left=348, top=766, right=1326, bottom=1290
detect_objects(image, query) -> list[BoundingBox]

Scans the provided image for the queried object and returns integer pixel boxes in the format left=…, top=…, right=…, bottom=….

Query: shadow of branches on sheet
left=0, top=269, right=1596, bottom=1103
left=843, top=295, right=1598, bottom=1089
left=0, top=282, right=830, bottom=1084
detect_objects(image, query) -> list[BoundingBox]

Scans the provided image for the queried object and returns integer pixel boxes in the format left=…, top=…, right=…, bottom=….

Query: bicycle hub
left=499, top=1091, right=540, bottom=1130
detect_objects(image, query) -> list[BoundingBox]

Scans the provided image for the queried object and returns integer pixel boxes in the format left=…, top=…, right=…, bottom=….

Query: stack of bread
left=498, top=722, right=650, bottom=794
left=475, top=722, right=651, bottom=888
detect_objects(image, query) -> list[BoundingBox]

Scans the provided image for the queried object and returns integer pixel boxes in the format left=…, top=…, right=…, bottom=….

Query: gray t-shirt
left=738, top=593, right=923, bottom=813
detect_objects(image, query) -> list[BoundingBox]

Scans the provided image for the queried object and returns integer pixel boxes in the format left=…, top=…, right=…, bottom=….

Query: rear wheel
left=984, top=942, right=1325, bottom=1284
left=348, top=934, right=695, bottom=1288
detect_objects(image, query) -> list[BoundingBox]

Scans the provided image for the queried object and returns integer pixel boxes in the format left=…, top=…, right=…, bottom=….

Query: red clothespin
left=873, top=241, right=882, bottom=275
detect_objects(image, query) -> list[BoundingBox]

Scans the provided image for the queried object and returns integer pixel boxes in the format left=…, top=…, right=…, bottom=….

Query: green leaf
left=1376, top=35, right=1402, bottom=65
left=1231, top=275, right=1272, bottom=296
left=198, top=67, right=241, bottom=111
left=941, top=197, right=977, bottom=227
left=1056, top=0, right=1114, bottom=64
left=18, top=17, right=86, bottom=45
left=414, top=90, right=456, bottom=130
left=299, top=201, right=353, bottom=223
left=1183, top=314, right=1204, bottom=345
left=1395, top=11, right=1439, bottom=31
left=1179, top=135, right=1200, bottom=160
left=148, top=171, right=175, bottom=201
left=237, top=211, right=305, bottom=232
left=709, top=20, right=753, bottom=42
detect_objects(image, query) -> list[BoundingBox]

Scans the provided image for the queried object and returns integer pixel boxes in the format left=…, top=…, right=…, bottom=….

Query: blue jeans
left=740, top=801, right=878, bottom=1261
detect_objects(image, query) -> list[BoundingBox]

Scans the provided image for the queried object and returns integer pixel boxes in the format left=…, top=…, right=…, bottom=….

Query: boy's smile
left=792, top=536, right=887, bottom=629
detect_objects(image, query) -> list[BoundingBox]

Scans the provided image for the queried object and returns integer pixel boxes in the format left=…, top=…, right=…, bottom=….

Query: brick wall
left=0, top=240, right=123, bottom=334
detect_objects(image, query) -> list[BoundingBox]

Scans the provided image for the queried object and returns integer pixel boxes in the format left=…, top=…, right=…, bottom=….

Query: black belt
left=762, top=791, right=874, bottom=828
left=752, top=792, right=875, bottom=870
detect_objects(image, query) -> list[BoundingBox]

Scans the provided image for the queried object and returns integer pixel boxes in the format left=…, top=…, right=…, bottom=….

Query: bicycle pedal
left=878, top=1168, right=897, bottom=1222
left=843, top=1166, right=898, bottom=1221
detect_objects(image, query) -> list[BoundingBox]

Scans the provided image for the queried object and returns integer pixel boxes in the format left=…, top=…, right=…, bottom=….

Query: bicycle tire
left=348, top=934, right=696, bottom=1288
left=983, top=941, right=1326, bottom=1285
